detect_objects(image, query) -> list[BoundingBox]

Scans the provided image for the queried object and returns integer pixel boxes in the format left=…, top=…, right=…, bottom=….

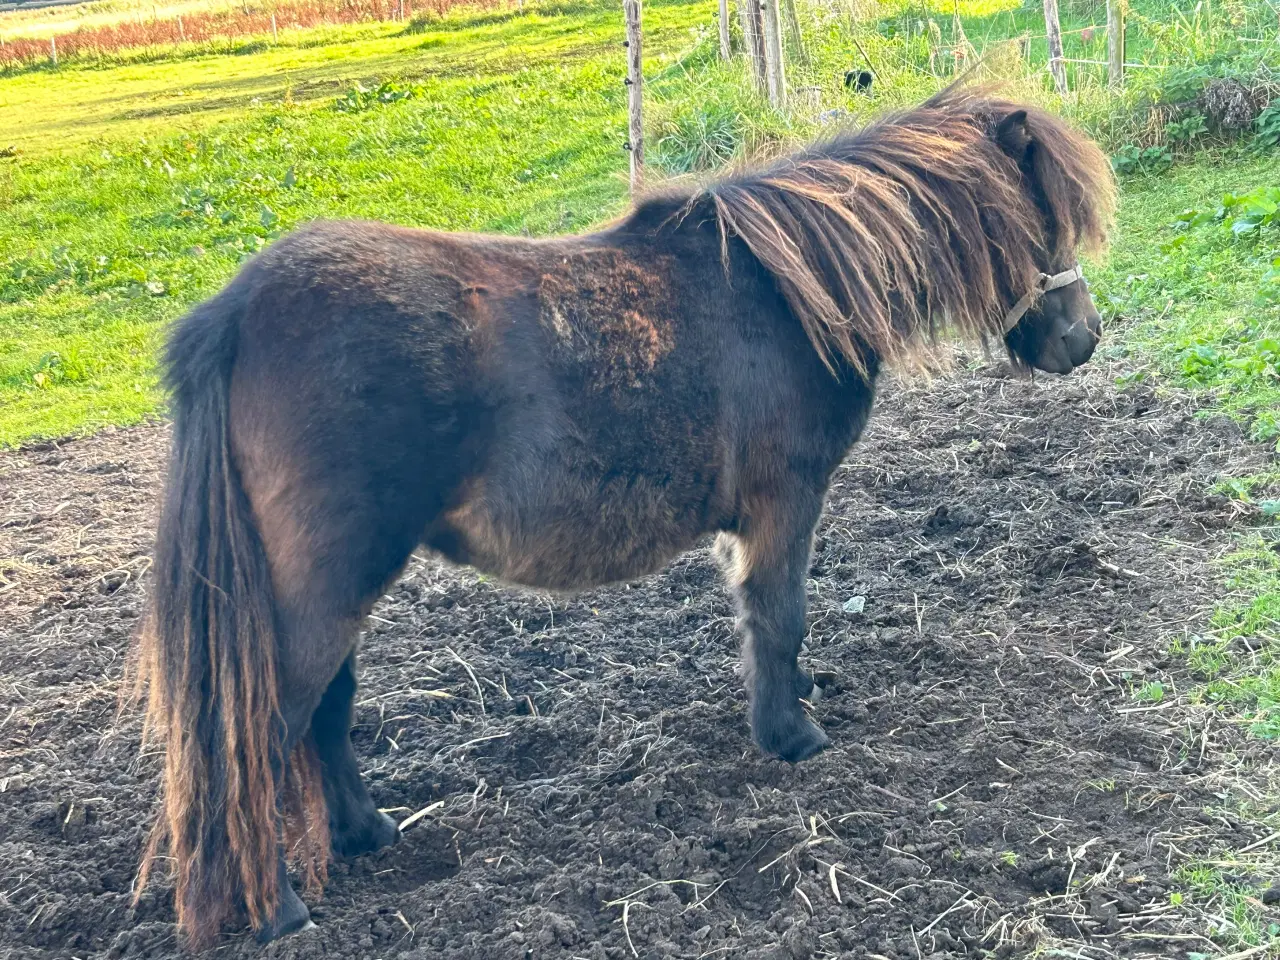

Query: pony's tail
left=130, top=288, right=327, bottom=949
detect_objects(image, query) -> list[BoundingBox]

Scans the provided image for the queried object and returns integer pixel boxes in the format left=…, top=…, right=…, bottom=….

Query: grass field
left=8, top=0, right=1280, bottom=449
left=0, top=0, right=721, bottom=444
left=2, top=0, right=1280, bottom=949
left=1, top=0, right=224, bottom=38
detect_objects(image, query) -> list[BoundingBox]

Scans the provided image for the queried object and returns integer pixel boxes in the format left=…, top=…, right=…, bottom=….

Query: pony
left=132, top=86, right=1116, bottom=947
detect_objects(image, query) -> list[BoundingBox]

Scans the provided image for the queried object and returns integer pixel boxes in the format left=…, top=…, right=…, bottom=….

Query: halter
left=1002, top=265, right=1085, bottom=334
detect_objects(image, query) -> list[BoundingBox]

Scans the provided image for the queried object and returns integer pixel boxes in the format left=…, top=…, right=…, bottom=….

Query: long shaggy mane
left=690, top=85, right=1117, bottom=372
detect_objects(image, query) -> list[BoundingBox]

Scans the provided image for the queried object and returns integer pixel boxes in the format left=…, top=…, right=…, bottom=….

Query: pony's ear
left=995, top=109, right=1033, bottom=161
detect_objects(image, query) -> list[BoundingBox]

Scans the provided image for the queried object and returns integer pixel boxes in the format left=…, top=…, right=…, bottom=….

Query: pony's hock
left=133, top=86, right=1115, bottom=946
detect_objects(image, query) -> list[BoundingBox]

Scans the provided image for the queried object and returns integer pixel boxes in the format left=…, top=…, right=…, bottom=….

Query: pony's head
left=989, top=107, right=1110, bottom=374
left=691, top=86, right=1117, bottom=378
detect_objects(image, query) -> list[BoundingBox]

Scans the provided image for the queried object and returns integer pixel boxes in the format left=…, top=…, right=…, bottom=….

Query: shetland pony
left=133, top=87, right=1115, bottom=946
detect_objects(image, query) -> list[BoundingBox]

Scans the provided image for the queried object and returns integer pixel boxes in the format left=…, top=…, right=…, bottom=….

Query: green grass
left=1169, top=539, right=1280, bottom=741
left=1088, top=153, right=1280, bottom=765
left=0, top=2, right=709, bottom=154
left=0, top=0, right=718, bottom=445
left=1091, top=151, right=1280, bottom=425
left=1176, top=859, right=1280, bottom=950
left=1092, top=151, right=1280, bottom=953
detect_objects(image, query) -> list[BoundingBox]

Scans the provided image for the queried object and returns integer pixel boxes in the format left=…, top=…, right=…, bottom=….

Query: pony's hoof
left=254, top=881, right=312, bottom=944
left=333, top=809, right=401, bottom=859
left=752, top=702, right=830, bottom=763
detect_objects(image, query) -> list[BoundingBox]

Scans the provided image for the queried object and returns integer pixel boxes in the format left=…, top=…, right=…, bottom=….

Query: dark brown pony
left=133, top=86, right=1115, bottom=947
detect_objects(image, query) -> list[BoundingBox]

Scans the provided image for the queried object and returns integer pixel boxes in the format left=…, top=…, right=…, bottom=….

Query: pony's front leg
left=718, top=494, right=829, bottom=763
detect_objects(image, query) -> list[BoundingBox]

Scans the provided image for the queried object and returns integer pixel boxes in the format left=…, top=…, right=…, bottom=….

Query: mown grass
left=0, top=0, right=720, bottom=445
left=0, top=0, right=710, bottom=154
left=1097, top=151, right=1280, bottom=951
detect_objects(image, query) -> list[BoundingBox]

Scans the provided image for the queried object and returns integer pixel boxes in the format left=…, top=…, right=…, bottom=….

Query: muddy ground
left=1, top=357, right=1277, bottom=960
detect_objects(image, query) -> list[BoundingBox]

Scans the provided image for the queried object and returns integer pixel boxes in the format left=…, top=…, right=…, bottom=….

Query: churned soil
left=1, top=356, right=1276, bottom=960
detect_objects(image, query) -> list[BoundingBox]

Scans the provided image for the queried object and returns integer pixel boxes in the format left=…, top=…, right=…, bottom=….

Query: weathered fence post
left=178, top=13, right=185, bottom=41
left=1107, top=0, right=1125, bottom=89
left=271, top=12, right=278, bottom=40
left=782, top=0, right=807, bottom=64
left=740, top=0, right=766, bottom=91
left=1042, top=0, right=1067, bottom=94
left=718, top=0, right=731, bottom=60
left=622, top=0, right=644, bottom=192
left=761, top=0, right=786, bottom=108
left=49, top=35, right=57, bottom=66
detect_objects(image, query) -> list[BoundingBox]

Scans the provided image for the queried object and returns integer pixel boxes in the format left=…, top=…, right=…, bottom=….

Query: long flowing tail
left=131, top=288, right=326, bottom=948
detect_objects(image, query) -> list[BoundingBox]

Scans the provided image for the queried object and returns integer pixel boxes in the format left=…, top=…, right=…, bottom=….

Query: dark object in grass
left=844, top=68, right=874, bottom=93
left=131, top=84, right=1116, bottom=948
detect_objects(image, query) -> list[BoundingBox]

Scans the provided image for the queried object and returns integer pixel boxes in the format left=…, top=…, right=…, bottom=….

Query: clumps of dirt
left=538, top=250, right=676, bottom=390
left=1, top=358, right=1276, bottom=960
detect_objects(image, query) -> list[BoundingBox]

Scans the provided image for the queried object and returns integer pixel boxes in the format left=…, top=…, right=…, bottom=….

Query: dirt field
left=1, top=356, right=1275, bottom=960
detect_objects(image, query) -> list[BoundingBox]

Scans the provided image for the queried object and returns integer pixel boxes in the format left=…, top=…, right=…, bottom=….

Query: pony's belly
left=427, top=478, right=713, bottom=592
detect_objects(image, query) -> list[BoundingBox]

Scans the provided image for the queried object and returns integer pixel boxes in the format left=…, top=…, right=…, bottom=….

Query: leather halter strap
left=1002, top=264, right=1085, bottom=334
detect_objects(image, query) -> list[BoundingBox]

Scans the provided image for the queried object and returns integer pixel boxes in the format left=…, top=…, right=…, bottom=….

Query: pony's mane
left=660, top=86, right=1116, bottom=372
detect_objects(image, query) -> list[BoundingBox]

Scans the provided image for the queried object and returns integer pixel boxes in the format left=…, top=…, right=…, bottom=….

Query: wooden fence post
left=49, top=35, right=57, bottom=66
left=271, top=12, right=278, bottom=40
left=1107, top=0, right=1125, bottom=89
left=782, top=0, right=807, bottom=64
left=761, top=0, right=786, bottom=108
left=178, top=14, right=185, bottom=41
left=739, top=0, right=766, bottom=91
left=623, top=0, right=643, bottom=192
left=718, top=0, right=731, bottom=60
left=1043, top=0, right=1067, bottom=94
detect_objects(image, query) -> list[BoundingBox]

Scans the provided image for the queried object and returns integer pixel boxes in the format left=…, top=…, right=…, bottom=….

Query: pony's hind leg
left=243, top=492, right=424, bottom=943
left=254, top=607, right=358, bottom=944
left=718, top=493, right=829, bottom=763
left=312, top=653, right=400, bottom=858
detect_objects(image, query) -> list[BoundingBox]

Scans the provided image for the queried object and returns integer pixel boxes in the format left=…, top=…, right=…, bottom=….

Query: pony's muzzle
left=1065, top=312, right=1103, bottom=368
